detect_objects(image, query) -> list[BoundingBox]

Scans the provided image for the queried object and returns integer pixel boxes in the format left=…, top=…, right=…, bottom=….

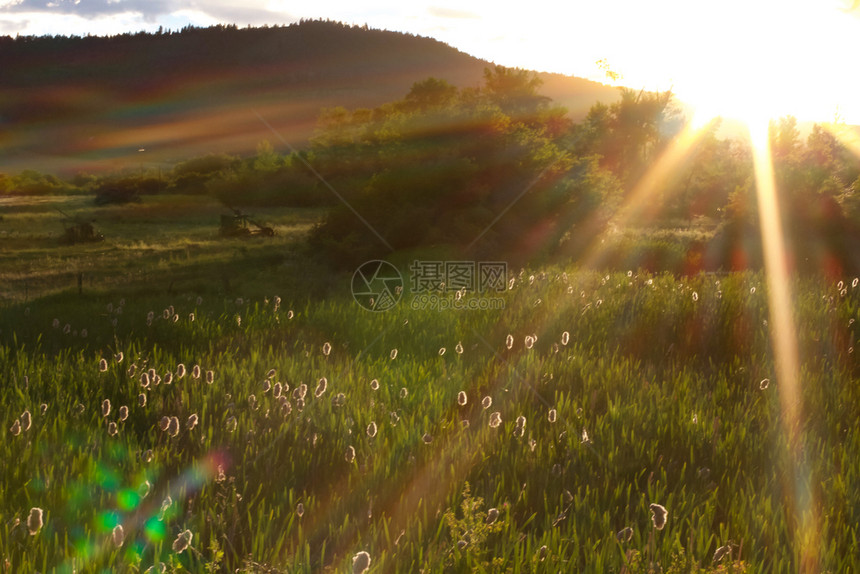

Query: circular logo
left=351, top=260, right=403, bottom=312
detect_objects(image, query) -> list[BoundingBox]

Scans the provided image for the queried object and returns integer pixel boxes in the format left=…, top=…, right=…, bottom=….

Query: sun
left=663, top=0, right=860, bottom=131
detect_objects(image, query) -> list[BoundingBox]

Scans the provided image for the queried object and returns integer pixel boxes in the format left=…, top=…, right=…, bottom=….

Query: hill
left=0, top=20, right=620, bottom=174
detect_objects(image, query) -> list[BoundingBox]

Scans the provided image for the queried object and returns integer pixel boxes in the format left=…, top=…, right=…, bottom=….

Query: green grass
left=1, top=196, right=859, bottom=572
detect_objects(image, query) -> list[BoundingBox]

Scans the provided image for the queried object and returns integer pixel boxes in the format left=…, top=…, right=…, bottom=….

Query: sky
left=1, top=0, right=859, bottom=124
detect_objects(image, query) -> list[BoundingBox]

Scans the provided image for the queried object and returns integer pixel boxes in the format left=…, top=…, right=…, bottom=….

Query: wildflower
left=457, top=391, right=467, bottom=406
left=159, top=416, right=170, bottom=431
left=524, top=335, right=535, bottom=349
left=187, top=413, right=198, bottom=430
left=760, top=378, right=770, bottom=390
left=486, top=507, right=499, bottom=524
left=127, top=363, right=137, bottom=377
left=296, top=398, right=305, bottom=411
left=188, top=313, right=195, bottom=322
left=206, top=370, right=214, bottom=384
left=112, top=524, right=124, bottom=547
left=649, top=503, right=668, bottom=530
left=352, top=551, right=371, bottom=574
left=266, top=368, right=276, bottom=379
left=287, top=310, right=294, bottom=319
left=438, top=347, right=446, bottom=356
left=20, top=410, right=31, bottom=432
left=108, top=422, right=118, bottom=436
left=115, top=352, right=124, bottom=363
left=422, top=432, right=432, bottom=444
left=561, top=331, right=570, bottom=345
left=271, top=382, right=281, bottom=397
left=482, top=396, right=492, bottom=409
left=27, top=507, right=43, bottom=535
left=315, top=377, right=327, bottom=398
left=390, top=348, right=398, bottom=360
left=750, top=286, right=756, bottom=294
left=140, top=372, right=150, bottom=388
left=367, top=421, right=377, bottom=438
left=322, top=342, right=332, bottom=356
left=177, top=363, right=186, bottom=379
left=172, top=529, right=193, bottom=554
left=489, top=412, right=502, bottom=428
left=101, top=399, right=111, bottom=417
left=296, top=502, right=304, bottom=517
left=617, top=526, right=634, bottom=543
left=506, top=334, right=514, bottom=349
left=99, top=358, right=108, bottom=372
left=345, top=445, right=356, bottom=463
left=192, top=364, right=201, bottom=379
left=370, top=379, right=379, bottom=391
left=118, top=406, right=128, bottom=421
left=138, top=393, right=147, bottom=407
left=455, top=341, right=464, bottom=354
left=281, top=401, right=292, bottom=416
left=548, top=408, right=557, bottom=423
left=9, top=419, right=21, bottom=436
left=400, top=387, right=408, bottom=398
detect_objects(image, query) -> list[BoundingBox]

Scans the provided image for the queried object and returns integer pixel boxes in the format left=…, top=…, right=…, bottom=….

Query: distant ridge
left=0, top=20, right=620, bottom=173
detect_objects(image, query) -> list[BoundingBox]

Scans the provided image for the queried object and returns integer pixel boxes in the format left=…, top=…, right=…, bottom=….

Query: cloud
left=427, top=6, right=479, bottom=19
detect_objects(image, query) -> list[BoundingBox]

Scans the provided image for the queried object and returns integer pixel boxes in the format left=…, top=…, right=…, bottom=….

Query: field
left=1, top=196, right=859, bottom=572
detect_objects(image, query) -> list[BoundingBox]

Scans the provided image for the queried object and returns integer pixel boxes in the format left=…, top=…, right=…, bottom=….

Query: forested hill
left=0, top=20, right=619, bottom=173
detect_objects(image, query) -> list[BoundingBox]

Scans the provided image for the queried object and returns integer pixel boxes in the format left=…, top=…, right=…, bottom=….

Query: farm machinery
left=219, top=206, right=275, bottom=237
left=56, top=208, right=104, bottom=245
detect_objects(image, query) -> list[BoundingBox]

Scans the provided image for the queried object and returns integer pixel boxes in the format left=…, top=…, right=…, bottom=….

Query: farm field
left=1, top=195, right=859, bottom=572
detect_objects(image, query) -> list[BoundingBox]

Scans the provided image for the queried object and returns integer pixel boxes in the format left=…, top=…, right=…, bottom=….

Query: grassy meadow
left=1, top=195, right=859, bottom=572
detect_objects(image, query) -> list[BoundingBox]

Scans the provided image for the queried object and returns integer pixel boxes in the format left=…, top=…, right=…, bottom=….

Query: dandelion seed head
left=438, top=347, right=446, bottom=356
left=352, top=550, right=371, bottom=574
left=27, top=507, right=43, bottom=535
left=187, top=413, right=198, bottom=430
left=159, top=416, right=170, bottom=431
left=322, top=342, right=332, bottom=356
left=713, top=544, right=732, bottom=563
left=455, top=341, right=463, bottom=354
left=537, top=545, right=548, bottom=561
left=400, top=387, right=408, bottom=398
left=524, top=335, right=535, bottom=349
left=101, top=399, right=111, bottom=417
left=489, top=411, right=502, bottom=428
left=345, top=445, right=356, bottom=463
left=112, top=524, right=124, bottom=547
left=422, top=432, right=432, bottom=444
left=548, top=408, right=557, bottom=423
left=99, top=358, right=108, bottom=372
left=649, top=503, right=668, bottom=530
left=315, top=377, right=327, bottom=398
left=692, top=291, right=699, bottom=302
left=138, top=393, right=147, bottom=407
left=205, top=370, right=214, bottom=384
left=390, top=348, right=398, bottom=360
left=172, top=529, right=192, bottom=554
left=108, top=421, right=118, bottom=436
left=192, top=364, right=201, bottom=379
left=226, top=416, right=237, bottom=433
left=760, top=378, right=770, bottom=390
left=10, top=419, right=21, bottom=436
left=390, top=411, right=399, bottom=426
left=177, top=363, right=186, bottom=379
left=561, top=331, right=570, bottom=346
left=486, top=507, right=499, bottom=524
left=117, top=405, right=128, bottom=421
left=20, top=410, right=31, bottom=432
left=370, top=378, right=379, bottom=391
left=143, top=450, right=153, bottom=463
left=163, top=372, right=173, bottom=385
left=506, top=334, right=514, bottom=349
left=482, top=396, right=492, bottom=409
left=296, top=502, right=304, bottom=517
left=271, top=381, right=280, bottom=397
left=40, top=403, right=47, bottom=416
left=140, top=372, right=150, bottom=388
left=266, top=368, right=276, bottom=379
left=367, top=421, right=377, bottom=438
left=617, top=526, right=633, bottom=543
left=52, top=318, right=60, bottom=329
left=457, top=391, right=467, bottom=406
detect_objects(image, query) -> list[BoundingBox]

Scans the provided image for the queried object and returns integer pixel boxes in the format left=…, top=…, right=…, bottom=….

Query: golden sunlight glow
left=748, top=120, right=819, bottom=568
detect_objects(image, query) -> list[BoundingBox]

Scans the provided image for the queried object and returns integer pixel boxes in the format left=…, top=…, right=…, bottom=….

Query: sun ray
left=748, top=120, right=820, bottom=570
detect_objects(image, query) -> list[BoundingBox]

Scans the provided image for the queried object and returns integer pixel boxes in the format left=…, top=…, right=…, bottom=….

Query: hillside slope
left=0, top=20, right=619, bottom=173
